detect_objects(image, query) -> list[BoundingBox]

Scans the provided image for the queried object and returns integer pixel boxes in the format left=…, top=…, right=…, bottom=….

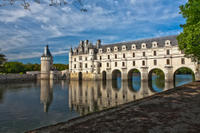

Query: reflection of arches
left=174, top=67, right=195, bottom=87
left=102, top=71, right=107, bottom=81
left=148, top=68, right=165, bottom=92
left=112, top=69, right=121, bottom=90
left=78, top=72, right=82, bottom=81
left=127, top=69, right=141, bottom=92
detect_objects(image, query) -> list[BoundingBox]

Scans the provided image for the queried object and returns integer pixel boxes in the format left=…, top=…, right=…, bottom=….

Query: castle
left=40, top=45, right=67, bottom=80
left=69, top=35, right=200, bottom=81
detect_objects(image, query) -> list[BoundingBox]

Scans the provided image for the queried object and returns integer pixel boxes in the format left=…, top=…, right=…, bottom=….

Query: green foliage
left=53, top=64, right=68, bottom=71
left=175, top=67, right=194, bottom=74
left=1, top=62, right=40, bottom=73
left=3, top=62, right=25, bottom=73
left=177, top=0, right=200, bottom=62
left=0, top=61, right=68, bottom=73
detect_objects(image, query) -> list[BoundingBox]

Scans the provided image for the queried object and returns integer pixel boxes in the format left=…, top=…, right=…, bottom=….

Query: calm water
left=0, top=74, right=193, bottom=133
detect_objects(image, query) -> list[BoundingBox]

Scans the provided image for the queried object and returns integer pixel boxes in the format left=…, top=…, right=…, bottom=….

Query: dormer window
left=122, top=45, right=126, bottom=51
left=152, top=41, right=158, bottom=48
left=99, top=49, right=102, bottom=53
left=141, top=43, right=146, bottom=49
left=114, top=46, right=118, bottom=52
left=132, top=44, right=136, bottom=50
left=107, top=47, right=111, bottom=52
left=165, top=40, right=171, bottom=46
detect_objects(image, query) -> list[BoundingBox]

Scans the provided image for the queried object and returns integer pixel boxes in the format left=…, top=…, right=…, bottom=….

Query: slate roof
left=101, top=35, right=178, bottom=52
left=42, top=45, right=52, bottom=57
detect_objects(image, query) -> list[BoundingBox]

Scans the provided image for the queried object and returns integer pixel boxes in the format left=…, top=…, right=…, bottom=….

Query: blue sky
left=0, top=0, right=187, bottom=64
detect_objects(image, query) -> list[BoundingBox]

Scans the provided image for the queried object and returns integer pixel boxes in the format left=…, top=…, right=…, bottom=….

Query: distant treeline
left=0, top=62, right=69, bottom=74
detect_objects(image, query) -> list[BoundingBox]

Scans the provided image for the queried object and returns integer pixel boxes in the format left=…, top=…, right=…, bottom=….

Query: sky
left=0, top=0, right=187, bottom=64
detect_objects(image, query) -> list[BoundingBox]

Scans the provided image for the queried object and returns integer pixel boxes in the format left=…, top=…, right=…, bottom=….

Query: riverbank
left=0, top=74, right=37, bottom=83
left=27, top=81, right=200, bottom=133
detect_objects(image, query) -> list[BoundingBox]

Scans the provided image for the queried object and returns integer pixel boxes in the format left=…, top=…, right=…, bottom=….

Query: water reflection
left=68, top=78, right=173, bottom=115
left=40, top=80, right=53, bottom=112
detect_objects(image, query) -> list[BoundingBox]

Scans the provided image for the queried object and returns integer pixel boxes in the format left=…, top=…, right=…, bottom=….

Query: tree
left=3, top=62, right=25, bottom=73
left=0, top=0, right=87, bottom=12
left=177, top=0, right=200, bottom=63
left=0, top=50, right=7, bottom=73
left=0, top=53, right=6, bottom=66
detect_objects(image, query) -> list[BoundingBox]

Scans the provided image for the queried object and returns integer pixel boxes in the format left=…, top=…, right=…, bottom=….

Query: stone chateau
left=69, top=35, right=200, bottom=81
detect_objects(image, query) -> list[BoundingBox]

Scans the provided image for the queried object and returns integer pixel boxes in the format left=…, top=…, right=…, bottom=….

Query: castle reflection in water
left=68, top=80, right=174, bottom=115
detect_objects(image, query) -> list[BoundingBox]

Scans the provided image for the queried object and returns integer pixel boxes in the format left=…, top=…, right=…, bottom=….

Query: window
left=85, top=63, right=87, bottom=68
left=166, top=49, right=170, bottom=55
left=181, top=58, right=185, bottom=64
left=142, top=61, right=145, bottom=66
left=99, top=56, right=102, bottom=60
left=154, top=60, right=157, bottom=65
left=107, top=48, right=110, bottom=52
left=108, top=55, right=110, bottom=59
left=74, top=64, right=76, bottom=68
left=99, top=63, right=102, bottom=67
left=115, top=54, right=117, bottom=59
left=133, top=61, right=135, bottom=66
left=166, top=59, right=170, bottom=65
left=74, top=58, right=76, bottom=62
left=123, top=53, right=125, bottom=58
left=107, top=63, right=109, bottom=67
left=115, top=62, right=117, bottom=67
left=122, top=62, right=125, bottom=66
left=85, top=57, right=87, bottom=61
left=79, top=56, right=82, bottom=61
left=153, top=51, right=156, bottom=56
left=133, top=52, right=135, bottom=57
left=80, top=63, right=82, bottom=68
left=143, top=52, right=145, bottom=56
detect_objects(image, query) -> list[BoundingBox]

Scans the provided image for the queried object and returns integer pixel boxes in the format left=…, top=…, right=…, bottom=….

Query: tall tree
left=0, top=50, right=6, bottom=66
left=177, top=0, right=200, bottom=63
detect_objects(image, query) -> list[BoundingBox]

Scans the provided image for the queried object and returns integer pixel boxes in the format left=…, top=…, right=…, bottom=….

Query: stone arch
left=112, top=69, right=122, bottom=90
left=173, top=67, right=195, bottom=87
left=127, top=69, right=141, bottom=92
left=148, top=68, right=165, bottom=92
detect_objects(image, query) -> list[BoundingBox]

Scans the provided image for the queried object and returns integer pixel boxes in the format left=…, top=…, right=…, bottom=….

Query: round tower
left=41, top=45, right=53, bottom=79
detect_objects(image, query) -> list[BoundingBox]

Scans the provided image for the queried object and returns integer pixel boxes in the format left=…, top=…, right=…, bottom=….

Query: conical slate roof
left=42, top=45, right=52, bottom=57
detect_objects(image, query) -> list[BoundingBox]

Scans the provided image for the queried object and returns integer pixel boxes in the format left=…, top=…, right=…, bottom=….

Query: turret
left=41, top=45, right=53, bottom=79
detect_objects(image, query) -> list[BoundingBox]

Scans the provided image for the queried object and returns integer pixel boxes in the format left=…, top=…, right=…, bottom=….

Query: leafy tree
left=0, top=0, right=87, bottom=12
left=3, top=62, right=25, bottom=73
left=177, top=0, right=200, bottom=63
left=0, top=52, right=6, bottom=66
left=53, top=64, right=68, bottom=71
left=0, top=50, right=7, bottom=73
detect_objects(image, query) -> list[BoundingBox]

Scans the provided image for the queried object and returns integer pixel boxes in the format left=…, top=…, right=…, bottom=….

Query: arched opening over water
left=174, top=67, right=195, bottom=87
left=112, top=69, right=121, bottom=90
left=102, top=71, right=107, bottom=81
left=148, top=68, right=165, bottom=92
left=127, top=69, right=141, bottom=92
left=78, top=72, right=82, bottom=81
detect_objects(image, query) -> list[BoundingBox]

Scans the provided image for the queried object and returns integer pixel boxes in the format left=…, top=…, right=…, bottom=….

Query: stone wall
left=0, top=74, right=37, bottom=83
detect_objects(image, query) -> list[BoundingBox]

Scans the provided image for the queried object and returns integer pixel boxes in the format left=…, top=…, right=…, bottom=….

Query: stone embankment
left=27, top=81, right=200, bottom=133
left=0, top=74, right=37, bottom=83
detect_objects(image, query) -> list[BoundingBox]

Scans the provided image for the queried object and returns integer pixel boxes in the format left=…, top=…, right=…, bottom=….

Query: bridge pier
left=107, top=70, right=112, bottom=80
left=122, top=69, right=128, bottom=80
left=141, top=67, right=148, bottom=81
left=164, top=66, right=173, bottom=82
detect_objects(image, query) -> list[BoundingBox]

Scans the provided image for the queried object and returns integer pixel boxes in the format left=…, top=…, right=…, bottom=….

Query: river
left=0, top=74, right=194, bottom=133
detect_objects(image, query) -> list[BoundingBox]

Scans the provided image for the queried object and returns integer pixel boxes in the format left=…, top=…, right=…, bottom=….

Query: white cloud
left=0, top=0, right=186, bottom=62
